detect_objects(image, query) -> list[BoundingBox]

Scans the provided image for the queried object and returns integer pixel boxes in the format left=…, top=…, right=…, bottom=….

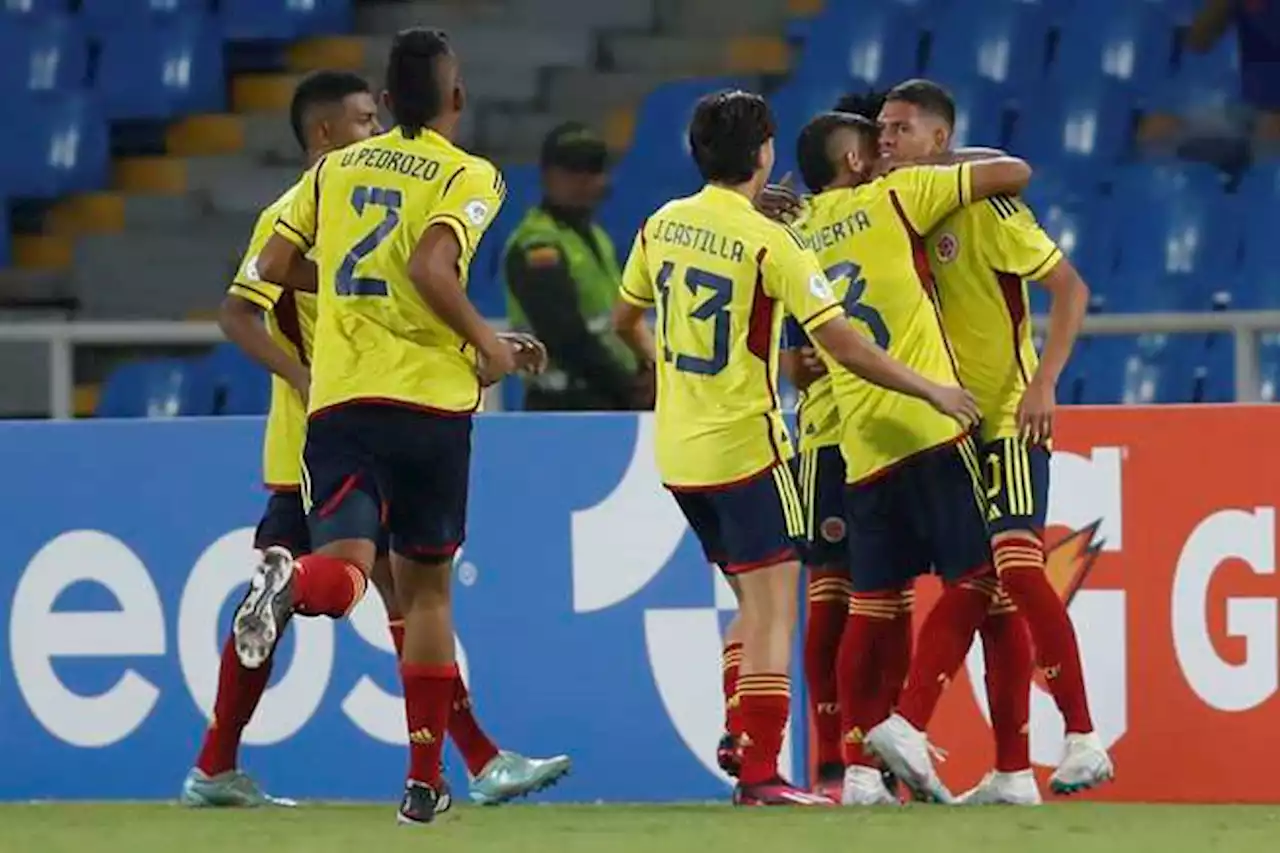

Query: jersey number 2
left=825, top=261, right=891, bottom=349
left=336, top=186, right=402, bottom=296
left=655, top=261, right=733, bottom=375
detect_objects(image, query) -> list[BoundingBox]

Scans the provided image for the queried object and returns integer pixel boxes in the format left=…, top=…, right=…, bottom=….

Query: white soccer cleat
left=865, top=714, right=954, bottom=804
left=841, top=765, right=900, bottom=806
left=232, top=546, right=296, bottom=669
left=1049, top=732, right=1114, bottom=795
left=957, top=770, right=1042, bottom=806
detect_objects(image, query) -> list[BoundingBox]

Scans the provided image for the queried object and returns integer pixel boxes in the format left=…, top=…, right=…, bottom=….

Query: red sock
left=293, top=554, right=367, bottom=618
left=737, top=673, right=790, bottom=785
left=805, top=571, right=851, bottom=768
left=897, top=574, right=995, bottom=731
left=883, top=589, right=916, bottom=710
left=388, top=620, right=405, bottom=658
left=995, top=535, right=1094, bottom=734
left=981, top=593, right=1034, bottom=773
left=402, top=662, right=457, bottom=786
left=838, top=591, right=901, bottom=768
left=195, top=636, right=273, bottom=776
left=722, top=641, right=744, bottom=736
left=449, top=676, right=500, bottom=777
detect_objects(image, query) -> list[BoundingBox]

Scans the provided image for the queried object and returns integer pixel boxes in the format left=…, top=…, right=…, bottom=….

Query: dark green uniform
left=504, top=204, right=638, bottom=410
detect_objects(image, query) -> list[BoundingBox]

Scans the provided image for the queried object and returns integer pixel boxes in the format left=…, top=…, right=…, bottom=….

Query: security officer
left=503, top=122, right=649, bottom=411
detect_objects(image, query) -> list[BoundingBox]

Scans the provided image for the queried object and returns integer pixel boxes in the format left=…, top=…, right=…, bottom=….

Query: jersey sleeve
left=618, top=226, right=655, bottom=307
left=425, top=159, right=506, bottom=259
left=228, top=207, right=284, bottom=311
left=890, top=164, right=974, bottom=235
left=983, top=197, right=1065, bottom=281
left=764, top=224, right=842, bottom=332
left=274, top=159, right=322, bottom=251
left=783, top=316, right=811, bottom=349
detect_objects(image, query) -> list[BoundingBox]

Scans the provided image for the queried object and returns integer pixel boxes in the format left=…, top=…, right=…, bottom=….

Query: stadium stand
left=0, top=0, right=1276, bottom=416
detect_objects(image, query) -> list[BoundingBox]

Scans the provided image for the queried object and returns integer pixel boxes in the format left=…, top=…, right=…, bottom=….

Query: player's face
left=877, top=100, right=948, bottom=163
left=330, top=92, right=381, bottom=149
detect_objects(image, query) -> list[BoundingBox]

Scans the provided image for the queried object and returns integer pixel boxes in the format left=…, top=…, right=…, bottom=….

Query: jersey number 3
left=337, top=186, right=403, bottom=296
left=825, top=261, right=891, bottom=349
left=655, top=261, right=733, bottom=375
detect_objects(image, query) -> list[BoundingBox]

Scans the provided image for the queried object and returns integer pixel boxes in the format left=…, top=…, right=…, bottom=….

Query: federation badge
left=464, top=199, right=491, bottom=226
left=820, top=516, right=847, bottom=543
left=808, top=273, right=833, bottom=300
left=243, top=256, right=261, bottom=282
left=935, top=232, right=959, bottom=264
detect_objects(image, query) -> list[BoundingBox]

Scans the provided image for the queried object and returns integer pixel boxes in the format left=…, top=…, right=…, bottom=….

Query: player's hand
left=793, top=346, right=828, bottom=389
left=755, top=173, right=803, bottom=223
left=476, top=338, right=519, bottom=387
left=498, top=331, right=549, bottom=375
left=631, top=360, right=656, bottom=410
left=1016, top=377, right=1055, bottom=444
left=927, top=383, right=981, bottom=429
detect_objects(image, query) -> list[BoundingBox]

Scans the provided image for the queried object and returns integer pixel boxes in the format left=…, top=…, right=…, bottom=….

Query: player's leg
left=712, top=466, right=830, bottom=805
left=837, top=477, right=915, bottom=806
left=985, top=438, right=1112, bottom=793
left=867, top=439, right=997, bottom=803
left=182, top=493, right=306, bottom=808
left=797, top=446, right=853, bottom=796
left=958, top=589, right=1039, bottom=806
left=719, top=584, right=745, bottom=777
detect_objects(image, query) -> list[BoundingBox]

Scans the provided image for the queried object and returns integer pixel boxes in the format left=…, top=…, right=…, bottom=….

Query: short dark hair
left=385, top=28, right=452, bottom=138
left=796, top=112, right=878, bottom=193
left=832, top=89, right=887, bottom=121
left=688, top=90, right=775, bottom=184
left=289, top=70, right=370, bottom=151
left=884, top=78, right=956, bottom=127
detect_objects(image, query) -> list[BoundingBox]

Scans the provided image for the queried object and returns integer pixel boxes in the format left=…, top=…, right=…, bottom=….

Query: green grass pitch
left=3, top=803, right=1280, bottom=853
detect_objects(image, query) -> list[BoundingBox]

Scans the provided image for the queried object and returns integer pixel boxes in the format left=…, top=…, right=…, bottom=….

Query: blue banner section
left=0, top=415, right=806, bottom=802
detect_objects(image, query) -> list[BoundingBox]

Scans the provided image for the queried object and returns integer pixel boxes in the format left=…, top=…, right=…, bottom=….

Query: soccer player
left=788, top=111, right=1035, bottom=805
left=611, top=90, right=980, bottom=806
left=877, top=79, right=1113, bottom=800
left=248, top=29, right=559, bottom=825
left=187, top=69, right=568, bottom=812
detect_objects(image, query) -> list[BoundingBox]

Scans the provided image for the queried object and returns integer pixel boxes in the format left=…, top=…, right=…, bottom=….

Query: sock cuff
left=401, top=661, right=459, bottom=680
left=340, top=566, right=369, bottom=616
left=737, top=673, right=790, bottom=699
left=722, top=642, right=744, bottom=670
left=849, top=593, right=900, bottom=619
left=898, top=588, right=917, bottom=614
left=809, top=575, right=853, bottom=602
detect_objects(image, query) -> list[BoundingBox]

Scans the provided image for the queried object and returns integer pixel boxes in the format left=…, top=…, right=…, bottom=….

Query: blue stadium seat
left=0, top=14, right=88, bottom=94
left=1076, top=334, right=1206, bottom=404
left=80, top=0, right=209, bottom=35
left=944, top=77, right=1008, bottom=148
left=927, top=0, right=1051, bottom=90
left=792, top=2, right=921, bottom=91
left=471, top=164, right=539, bottom=319
left=770, top=78, right=853, bottom=180
left=615, top=77, right=747, bottom=191
left=1033, top=196, right=1117, bottom=285
left=3, top=91, right=109, bottom=199
left=1, top=0, right=70, bottom=18
left=1051, top=3, right=1172, bottom=93
left=96, top=358, right=217, bottom=418
left=1175, top=27, right=1240, bottom=85
left=1007, top=81, right=1133, bottom=184
left=201, top=343, right=269, bottom=415
left=95, top=15, right=225, bottom=120
left=1259, top=333, right=1280, bottom=402
left=220, top=0, right=351, bottom=41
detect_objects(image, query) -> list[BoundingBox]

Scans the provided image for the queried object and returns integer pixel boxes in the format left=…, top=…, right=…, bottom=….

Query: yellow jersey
left=928, top=195, right=1062, bottom=442
left=799, top=164, right=975, bottom=484
left=784, top=197, right=841, bottom=454
left=274, top=128, right=506, bottom=416
left=619, top=184, right=842, bottom=489
left=227, top=179, right=316, bottom=489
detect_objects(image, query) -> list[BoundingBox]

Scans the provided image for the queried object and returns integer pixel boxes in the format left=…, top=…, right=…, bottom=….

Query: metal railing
left=2, top=311, right=1279, bottom=418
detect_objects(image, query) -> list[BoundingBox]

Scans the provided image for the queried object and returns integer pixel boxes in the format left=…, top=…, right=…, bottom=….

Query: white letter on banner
left=1173, top=507, right=1277, bottom=712
left=180, top=528, right=333, bottom=745
left=11, top=531, right=165, bottom=747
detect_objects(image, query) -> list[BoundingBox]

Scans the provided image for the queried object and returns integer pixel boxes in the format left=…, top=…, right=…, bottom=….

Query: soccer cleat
left=179, top=768, right=297, bottom=808
left=397, top=780, right=444, bottom=826
left=233, top=546, right=296, bottom=670
left=841, top=765, right=901, bottom=806
left=469, top=751, right=572, bottom=805
left=865, top=713, right=954, bottom=804
left=434, top=776, right=453, bottom=814
left=1050, top=732, right=1114, bottom=795
left=957, top=770, right=1042, bottom=805
left=716, top=733, right=742, bottom=778
left=734, top=777, right=837, bottom=806
left=812, top=762, right=844, bottom=801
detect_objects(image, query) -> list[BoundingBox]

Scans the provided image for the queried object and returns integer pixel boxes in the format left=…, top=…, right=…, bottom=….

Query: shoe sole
left=471, top=760, right=573, bottom=806
left=866, top=739, right=952, bottom=804
left=233, top=552, right=294, bottom=670
left=1050, top=767, right=1116, bottom=796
